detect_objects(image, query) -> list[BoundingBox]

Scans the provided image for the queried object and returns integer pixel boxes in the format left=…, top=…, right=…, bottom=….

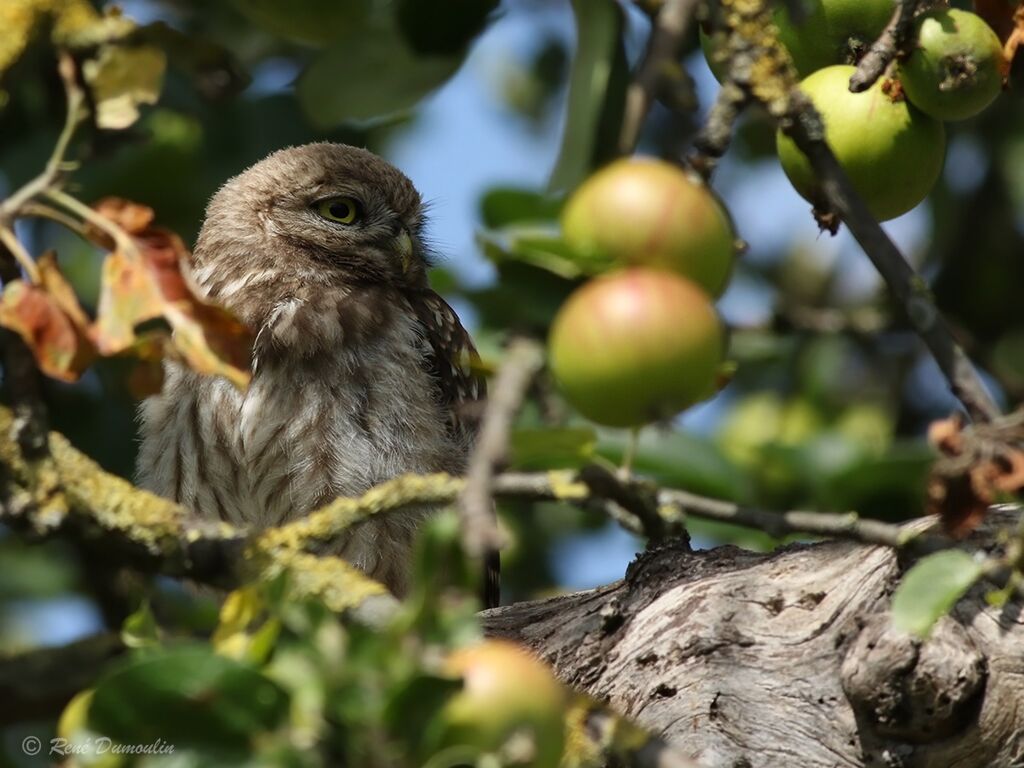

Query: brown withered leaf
left=90, top=197, right=155, bottom=237
left=91, top=199, right=252, bottom=389
left=0, top=273, right=95, bottom=382
left=37, top=251, right=91, bottom=329
left=927, top=411, right=1024, bottom=537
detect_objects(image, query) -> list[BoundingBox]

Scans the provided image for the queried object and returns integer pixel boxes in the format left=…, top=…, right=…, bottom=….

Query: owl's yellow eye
left=315, top=196, right=361, bottom=224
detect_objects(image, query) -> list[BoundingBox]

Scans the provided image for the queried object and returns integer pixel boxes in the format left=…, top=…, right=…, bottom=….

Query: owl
left=137, top=142, right=496, bottom=605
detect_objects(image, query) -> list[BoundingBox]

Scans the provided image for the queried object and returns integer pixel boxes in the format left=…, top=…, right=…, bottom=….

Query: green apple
left=549, top=268, right=725, bottom=428
left=899, top=9, right=1004, bottom=121
left=776, top=65, right=946, bottom=221
left=562, top=157, right=735, bottom=297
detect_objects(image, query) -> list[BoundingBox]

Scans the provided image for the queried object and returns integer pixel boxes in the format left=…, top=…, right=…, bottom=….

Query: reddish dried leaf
left=989, top=449, right=1024, bottom=494
left=927, top=410, right=1024, bottom=537
left=91, top=199, right=252, bottom=389
left=37, top=251, right=92, bottom=331
left=927, top=414, right=964, bottom=456
left=94, top=246, right=163, bottom=354
left=91, top=197, right=156, bottom=237
left=927, top=472, right=989, bottom=539
left=0, top=280, right=94, bottom=381
left=975, top=1, right=1024, bottom=70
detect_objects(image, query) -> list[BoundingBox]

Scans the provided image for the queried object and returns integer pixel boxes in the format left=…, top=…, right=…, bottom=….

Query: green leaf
left=891, top=550, right=986, bottom=638
left=396, top=0, right=499, bottom=55
left=298, top=18, right=460, bottom=126
left=465, top=261, right=577, bottom=333
left=479, top=187, right=564, bottom=228
left=230, top=0, right=373, bottom=46
left=477, top=226, right=597, bottom=280
left=548, top=0, right=628, bottom=192
left=385, top=673, right=462, bottom=759
left=598, top=428, right=753, bottom=503
left=121, top=601, right=160, bottom=649
left=81, top=44, right=167, bottom=130
left=510, top=427, right=597, bottom=470
left=89, top=645, right=289, bottom=755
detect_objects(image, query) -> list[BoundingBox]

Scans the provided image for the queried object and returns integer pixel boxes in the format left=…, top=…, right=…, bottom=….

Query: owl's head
left=192, top=143, right=430, bottom=303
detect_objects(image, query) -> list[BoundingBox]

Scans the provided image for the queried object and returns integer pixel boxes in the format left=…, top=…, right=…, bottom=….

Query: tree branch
left=619, top=0, right=701, bottom=154
left=780, top=99, right=1000, bottom=422
left=0, top=53, right=86, bottom=226
left=0, top=400, right=965, bottom=600
left=701, top=0, right=1000, bottom=423
left=848, top=0, right=928, bottom=92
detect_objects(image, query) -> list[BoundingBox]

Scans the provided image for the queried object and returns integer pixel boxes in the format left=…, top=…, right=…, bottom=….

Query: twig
left=458, top=338, right=544, bottom=558
left=0, top=53, right=86, bottom=224
left=688, top=0, right=786, bottom=176
left=618, top=0, right=701, bottom=154
left=781, top=96, right=1000, bottom=422
left=690, top=83, right=749, bottom=177
left=658, top=485, right=938, bottom=549
left=0, top=53, right=87, bottom=460
left=44, top=188, right=141, bottom=257
left=0, top=226, right=41, bottom=284
left=19, top=201, right=91, bottom=237
left=849, top=0, right=928, bottom=92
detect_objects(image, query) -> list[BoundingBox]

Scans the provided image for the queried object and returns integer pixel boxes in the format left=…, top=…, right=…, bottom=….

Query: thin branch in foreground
left=0, top=227, right=41, bottom=284
left=458, top=338, right=544, bottom=558
left=848, top=0, right=928, bottom=92
left=618, top=0, right=701, bottom=154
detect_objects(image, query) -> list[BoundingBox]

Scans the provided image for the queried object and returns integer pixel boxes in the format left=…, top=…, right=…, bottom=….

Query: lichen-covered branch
left=690, top=0, right=794, bottom=174
left=0, top=405, right=395, bottom=616
left=0, top=402, right=964, bottom=604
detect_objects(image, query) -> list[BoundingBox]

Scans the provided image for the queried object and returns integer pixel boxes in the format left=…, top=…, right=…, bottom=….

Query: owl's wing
left=409, top=290, right=499, bottom=609
left=409, top=290, right=487, bottom=443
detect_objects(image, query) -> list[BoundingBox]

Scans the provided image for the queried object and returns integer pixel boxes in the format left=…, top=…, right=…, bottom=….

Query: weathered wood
left=482, top=512, right=1024, bottom=767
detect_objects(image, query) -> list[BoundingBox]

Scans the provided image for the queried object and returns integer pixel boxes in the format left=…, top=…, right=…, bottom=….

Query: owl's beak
left=397, top=228, right=414, bottom=273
